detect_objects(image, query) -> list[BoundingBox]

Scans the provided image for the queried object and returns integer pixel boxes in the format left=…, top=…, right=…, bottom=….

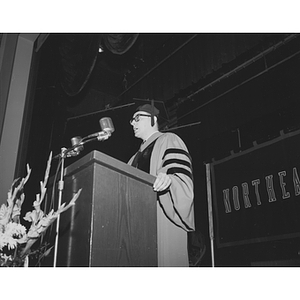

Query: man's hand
left=153, top=172, right=171, bottom=192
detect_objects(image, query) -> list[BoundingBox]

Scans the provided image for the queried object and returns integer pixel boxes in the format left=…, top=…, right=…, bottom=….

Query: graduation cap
left=133, top=98, right=169, bottom=127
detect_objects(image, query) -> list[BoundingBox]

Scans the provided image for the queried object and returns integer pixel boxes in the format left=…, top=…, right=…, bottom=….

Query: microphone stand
left=53, top=147, right=66, bottom=267
left=52, top=131, right=111, bottom=267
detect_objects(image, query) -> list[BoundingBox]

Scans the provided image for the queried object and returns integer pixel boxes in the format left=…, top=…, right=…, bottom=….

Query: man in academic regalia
left=128, top=103, right=195, bottom=267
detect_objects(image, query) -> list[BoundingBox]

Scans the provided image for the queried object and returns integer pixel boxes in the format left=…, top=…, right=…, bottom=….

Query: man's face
left=130, top=111, right=152, bottom=140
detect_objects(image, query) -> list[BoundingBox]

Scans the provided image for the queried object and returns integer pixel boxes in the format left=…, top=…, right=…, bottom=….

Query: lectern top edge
left=64, top=150, right=155, bottom=186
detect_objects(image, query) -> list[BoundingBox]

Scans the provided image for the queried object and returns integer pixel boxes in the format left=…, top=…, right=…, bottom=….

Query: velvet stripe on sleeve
left=151, top=132, right=195, bottom=232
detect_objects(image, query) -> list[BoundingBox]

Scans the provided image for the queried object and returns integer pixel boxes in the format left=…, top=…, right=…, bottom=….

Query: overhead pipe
left=184, top=34, right=298, bottom=101
left=177, top=34, right=300, bottom=122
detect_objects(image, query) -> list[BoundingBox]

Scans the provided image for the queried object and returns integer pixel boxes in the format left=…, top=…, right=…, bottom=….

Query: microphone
left=58, top=136, right=83, bottom=158
left=70, top=136, right=83, bottom=155
left=57, top=117, right=114, bottom=159
left=99, top=117, right=114, bottom=135
left=88, top=117, right=115, bottom=141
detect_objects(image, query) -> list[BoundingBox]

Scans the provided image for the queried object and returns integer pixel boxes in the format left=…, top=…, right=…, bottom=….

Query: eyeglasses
left=130, top=114, right=151, bottom=124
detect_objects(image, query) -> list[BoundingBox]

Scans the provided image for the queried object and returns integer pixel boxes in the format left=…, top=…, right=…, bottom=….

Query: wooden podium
left=56, top=150, right=157, bottom=267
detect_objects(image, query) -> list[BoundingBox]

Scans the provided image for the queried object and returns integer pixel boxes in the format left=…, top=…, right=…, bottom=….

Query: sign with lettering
left=210, top=130, right=300, bottom=247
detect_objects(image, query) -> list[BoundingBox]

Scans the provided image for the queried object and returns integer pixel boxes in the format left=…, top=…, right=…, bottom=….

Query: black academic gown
left=128, top=131, right=195, bottom=266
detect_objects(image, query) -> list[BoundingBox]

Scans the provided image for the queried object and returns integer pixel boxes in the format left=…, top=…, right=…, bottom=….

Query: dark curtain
left=122, top=34, right=283, bottom=101
left=102, top=34, right=139, bottom=55
left=59, top=33, right=139, bottom=97
left=59, top=34, right=100, bottom=96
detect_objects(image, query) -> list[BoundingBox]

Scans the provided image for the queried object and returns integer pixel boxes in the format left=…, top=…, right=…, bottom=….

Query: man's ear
left=152, top=115, right=158, bottom=127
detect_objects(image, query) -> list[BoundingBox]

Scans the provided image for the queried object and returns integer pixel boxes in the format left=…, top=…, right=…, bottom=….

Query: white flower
left=0, top=152, right=81, bottom=267
left=0, top=252, right=13, bottom=266
left=0, top=203, right=9, bottom=226
left=0, top=232, right=7, bottom=249
left=0, top=222, right=27, bottom=250
left=5, top=222, right=27, bottom=237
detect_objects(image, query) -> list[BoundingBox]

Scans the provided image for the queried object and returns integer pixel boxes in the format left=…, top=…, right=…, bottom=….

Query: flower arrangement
left=0, top=153, right=82, bottom=267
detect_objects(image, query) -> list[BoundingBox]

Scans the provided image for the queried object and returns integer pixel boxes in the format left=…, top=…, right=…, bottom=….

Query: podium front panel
left=57, top=151, right=157, bottom=266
